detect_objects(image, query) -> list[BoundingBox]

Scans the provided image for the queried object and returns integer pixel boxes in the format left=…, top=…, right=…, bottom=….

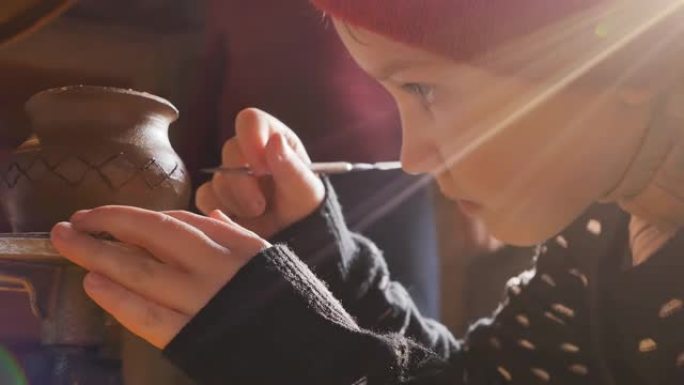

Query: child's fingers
left=208, top=179, right=244, bottom=217
left=164, top=210, right=269, bottom=259
left=234, top=108, right=271, bottom=173
left=211, top=174, right=267, bottom=220
left=235, top=108, right=312, bottom=173
left=279, top=125, right=312, bottom=164
left=195, top=182, right=227, bottom=216
left=51, top=222, right=210, bottom=314
left=83, top=272, right=189, bottom=350
left=68, top=206, right=227, bottom=271
left=265, top=133, right=325, bottom=212
left=216, top=138, right=266, bottom=218
left=209, top=209, right=280, bottom=242
left=234, top=108, right=281, bottom=175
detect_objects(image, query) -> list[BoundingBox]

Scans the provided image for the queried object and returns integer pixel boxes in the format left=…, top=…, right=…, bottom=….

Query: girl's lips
left=457, top=199, right=483, bottom=216
left=435, top=175, right=483, bottom=215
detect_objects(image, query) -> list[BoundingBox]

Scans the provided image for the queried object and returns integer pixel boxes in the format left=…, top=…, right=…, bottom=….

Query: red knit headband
left=310, top=0, right=604, bottom=59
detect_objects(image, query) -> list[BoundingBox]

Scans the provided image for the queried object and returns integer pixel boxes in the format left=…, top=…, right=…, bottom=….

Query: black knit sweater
left=164, top=182, right=684, bottom=385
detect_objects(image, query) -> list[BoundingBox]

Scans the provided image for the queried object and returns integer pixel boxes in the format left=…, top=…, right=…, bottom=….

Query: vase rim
left=26, top=85, right=179, bottom=121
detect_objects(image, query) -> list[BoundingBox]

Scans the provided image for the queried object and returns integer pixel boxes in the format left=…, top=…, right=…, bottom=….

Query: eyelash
left=401, top=83, right=435, bottom=105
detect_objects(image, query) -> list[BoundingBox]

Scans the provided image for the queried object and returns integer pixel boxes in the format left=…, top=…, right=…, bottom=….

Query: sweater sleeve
left=268, top=178, right=457, bottom=357
left=164, top=244, right=464, bottom=385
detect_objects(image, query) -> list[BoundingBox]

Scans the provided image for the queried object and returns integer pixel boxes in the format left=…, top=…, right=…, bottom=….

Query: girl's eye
left=401, top=83, right=436, bottom=105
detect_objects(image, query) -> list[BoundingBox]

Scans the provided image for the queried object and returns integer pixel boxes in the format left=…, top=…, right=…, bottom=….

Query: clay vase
left=0, top=85, right=193, bottom=385
left=0, top=85, right=191, bottom=231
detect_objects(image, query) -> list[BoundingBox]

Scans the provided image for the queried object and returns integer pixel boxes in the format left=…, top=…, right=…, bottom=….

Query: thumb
left=265, top=132, right=324, bottom=204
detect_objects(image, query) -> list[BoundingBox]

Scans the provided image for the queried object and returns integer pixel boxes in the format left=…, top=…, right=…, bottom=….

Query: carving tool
left=201, top=161, right=402, bottom=175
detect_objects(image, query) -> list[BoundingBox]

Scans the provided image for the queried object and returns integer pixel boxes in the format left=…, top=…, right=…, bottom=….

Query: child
left=50, top=0, right=684, bottom=384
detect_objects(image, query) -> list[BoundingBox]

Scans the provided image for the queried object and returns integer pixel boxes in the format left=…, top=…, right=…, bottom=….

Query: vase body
left=0, top=85, right=191, bottom=232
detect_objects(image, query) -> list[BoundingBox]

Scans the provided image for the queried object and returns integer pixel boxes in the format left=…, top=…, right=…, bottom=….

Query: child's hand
left=50, top=206, right=270, bottom=349
left=196, top=108, right=325, bottom=238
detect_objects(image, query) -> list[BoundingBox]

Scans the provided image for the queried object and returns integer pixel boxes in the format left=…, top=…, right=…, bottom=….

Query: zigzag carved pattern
left=1, top=152, right=183, bottom=191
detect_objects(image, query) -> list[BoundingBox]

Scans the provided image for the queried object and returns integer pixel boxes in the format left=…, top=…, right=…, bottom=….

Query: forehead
left=333, top=20, right=568, bottom=87
left=334, top=2, right=684, bottom=90
left=333, top=21, right=456, bottom=80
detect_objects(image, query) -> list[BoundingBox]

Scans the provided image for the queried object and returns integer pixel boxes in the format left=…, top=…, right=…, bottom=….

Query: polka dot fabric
left=459, top=203, right=684, bottom=384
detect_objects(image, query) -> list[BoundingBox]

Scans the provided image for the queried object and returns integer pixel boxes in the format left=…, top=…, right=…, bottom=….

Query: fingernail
left=84, top=273, right=108, bottom=290
left=70, top=210, right=91, bottom=223
left=52, top=222, right=75, bottom=240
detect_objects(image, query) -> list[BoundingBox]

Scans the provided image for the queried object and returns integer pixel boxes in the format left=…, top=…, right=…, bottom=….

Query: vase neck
left=25, top=86, right=178, bottom=143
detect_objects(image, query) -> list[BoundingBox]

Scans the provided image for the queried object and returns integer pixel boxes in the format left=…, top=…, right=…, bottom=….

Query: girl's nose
left=400, top=139, right=443, bottom=175
left=398, top=109, right=444, bottom=175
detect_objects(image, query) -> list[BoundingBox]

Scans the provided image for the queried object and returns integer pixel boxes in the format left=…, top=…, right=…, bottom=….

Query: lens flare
left=595, top=22, right=611, bottom=38
left=355, top=0, right=684, bottom=233
left=0, top=346, right=28, bottom=385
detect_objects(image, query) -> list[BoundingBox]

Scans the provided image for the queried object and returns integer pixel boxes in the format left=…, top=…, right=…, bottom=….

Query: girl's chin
left=456, top=199, right=483, bottom=216
left=486, top=217, right=566, bottom=247
left=436, top=182, right=484, bottom=216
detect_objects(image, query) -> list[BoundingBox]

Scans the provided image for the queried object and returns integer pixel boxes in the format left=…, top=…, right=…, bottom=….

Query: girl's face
left=334, top=22, right=656, bottom=245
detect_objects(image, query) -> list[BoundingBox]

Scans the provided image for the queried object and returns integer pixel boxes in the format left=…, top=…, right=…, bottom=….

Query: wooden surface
left=0, top=0, right=75, bottom=47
